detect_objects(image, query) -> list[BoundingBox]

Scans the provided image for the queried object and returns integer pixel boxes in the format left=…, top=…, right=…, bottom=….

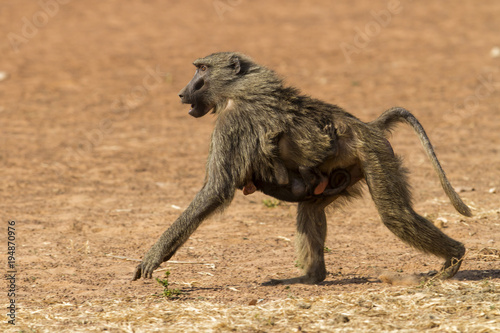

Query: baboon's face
left=179, top=52, right=251, bottom=118
left=178, top=63, right=214, bottom=118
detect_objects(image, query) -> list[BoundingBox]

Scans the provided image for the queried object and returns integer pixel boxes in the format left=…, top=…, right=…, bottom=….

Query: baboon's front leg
left=132, top=186, right=224, bottom=280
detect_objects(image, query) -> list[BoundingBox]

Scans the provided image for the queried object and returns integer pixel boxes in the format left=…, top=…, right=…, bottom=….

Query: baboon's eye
left=199, top=65, right=207, bottom=72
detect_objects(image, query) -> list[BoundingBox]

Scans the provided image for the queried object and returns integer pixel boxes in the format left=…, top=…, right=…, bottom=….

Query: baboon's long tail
left=369, top=107, right=472, bottom=217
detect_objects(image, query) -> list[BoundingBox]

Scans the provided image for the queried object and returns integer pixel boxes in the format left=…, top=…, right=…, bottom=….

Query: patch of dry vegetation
left=11, top=280, right=498, bottom=332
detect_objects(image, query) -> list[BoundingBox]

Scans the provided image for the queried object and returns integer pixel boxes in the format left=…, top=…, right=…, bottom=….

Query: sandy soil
left=1, top=0, right=499, bottom=331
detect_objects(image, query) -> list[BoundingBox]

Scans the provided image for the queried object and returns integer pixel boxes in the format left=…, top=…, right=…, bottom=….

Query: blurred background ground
left=0, top=0, right=499, bottom=331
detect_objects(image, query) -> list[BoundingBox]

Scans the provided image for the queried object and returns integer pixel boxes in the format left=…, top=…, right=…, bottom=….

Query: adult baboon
left=132, top=52, right=471, bottom=284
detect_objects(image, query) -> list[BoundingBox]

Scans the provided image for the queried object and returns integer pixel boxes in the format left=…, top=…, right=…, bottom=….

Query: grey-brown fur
left=132, top=52, right=471, bottom=283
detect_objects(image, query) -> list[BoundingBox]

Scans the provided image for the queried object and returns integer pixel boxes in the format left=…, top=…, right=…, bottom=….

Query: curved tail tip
left=458, top=205, right=473, bottom=217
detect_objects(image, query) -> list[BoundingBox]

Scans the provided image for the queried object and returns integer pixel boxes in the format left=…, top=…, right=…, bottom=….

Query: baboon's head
left=178, top=52, right=259, bottom=118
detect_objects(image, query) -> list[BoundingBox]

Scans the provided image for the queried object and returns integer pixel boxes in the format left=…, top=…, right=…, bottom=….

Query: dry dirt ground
left=1, top=0, right=499, bottom=332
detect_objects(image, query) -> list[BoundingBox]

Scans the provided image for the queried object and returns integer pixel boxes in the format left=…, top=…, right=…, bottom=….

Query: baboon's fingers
left=132, top=262, right=154, bottom=280
left=133, top=255, right=165, bottom=280
left=132, top=264, right=143, bottom=281
left=140, top=262, right=156, bottom=279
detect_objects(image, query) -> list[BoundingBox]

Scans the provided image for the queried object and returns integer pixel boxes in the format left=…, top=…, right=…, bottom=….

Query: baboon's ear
left=230, top=54, right=249, bottom=75
left=230, top=55, right=242, bottom=74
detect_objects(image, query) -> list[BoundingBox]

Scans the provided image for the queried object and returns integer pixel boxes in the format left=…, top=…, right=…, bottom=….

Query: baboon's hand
left=132, top=262, right=155, bottom=280
left=132, top=249, right=165, bottom=280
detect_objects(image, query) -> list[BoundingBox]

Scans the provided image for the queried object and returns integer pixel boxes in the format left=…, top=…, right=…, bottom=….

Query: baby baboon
left=132, top=52, right=471, bottom=284
left=243, top=123, right=339, bottom=200
left=254, top=167, right=352, bottom=203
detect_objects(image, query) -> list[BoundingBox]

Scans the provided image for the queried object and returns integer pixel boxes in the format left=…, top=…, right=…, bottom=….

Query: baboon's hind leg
left=361, top=141, right=465, bottom=278
left=265, top=201, right=327, bottom=285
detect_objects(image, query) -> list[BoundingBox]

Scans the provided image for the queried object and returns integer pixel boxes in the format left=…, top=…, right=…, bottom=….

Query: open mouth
left=188, top=104, right=196, bottom=115
left=188, top=103, right=200, bottom=117
left=186, top=102, right=212, bottom=118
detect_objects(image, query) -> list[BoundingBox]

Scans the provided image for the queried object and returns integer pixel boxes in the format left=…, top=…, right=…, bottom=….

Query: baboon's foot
left=439, top=256, right=465, bottom=279
left=424, top=248, right=465, bottom=280
left=263, top=274, right=325, bottom=286
left=439, top=245, right=466, bottom=279
left=382, top=257, right=464, bottom=285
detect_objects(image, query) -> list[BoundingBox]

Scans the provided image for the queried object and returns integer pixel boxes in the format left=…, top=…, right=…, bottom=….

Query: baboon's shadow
left=454, top=270, right=500, bottom=281
left=262, top=270, right=500, bottom=286
left=320, top=276, right=380, bottom=286
left=261, top=275, right=379, bottom=286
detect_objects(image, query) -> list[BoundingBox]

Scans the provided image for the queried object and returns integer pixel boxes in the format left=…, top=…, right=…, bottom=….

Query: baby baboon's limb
left=297, top=166, right=329, bottom=196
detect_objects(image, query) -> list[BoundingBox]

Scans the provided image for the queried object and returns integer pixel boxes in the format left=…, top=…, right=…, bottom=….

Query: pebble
left=436, top=217, right=448, bottom=229
left=0, top=71, right=8, bottom=82
left=490, top=46, right=500, bottom=58
left=489, top=187, right=496, bottom=194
